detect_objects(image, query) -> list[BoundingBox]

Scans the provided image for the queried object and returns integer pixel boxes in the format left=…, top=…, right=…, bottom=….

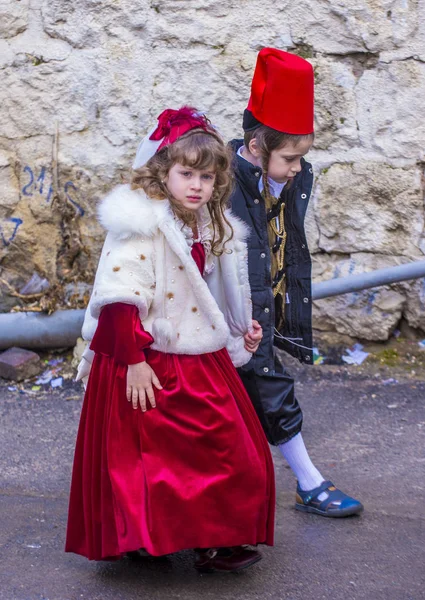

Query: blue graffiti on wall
left=364, top=290, right=378, bottom=314
left=0, top=217, right=23, bottom=247
left=21, top=165, right=84, bottom=216
left=1, top=166, right=85, bottom=248
left=331, top=259, right=379, bottom=312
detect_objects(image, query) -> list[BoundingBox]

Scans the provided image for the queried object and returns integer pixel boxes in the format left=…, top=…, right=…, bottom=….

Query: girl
left=66, top=107, right=275, bottom=573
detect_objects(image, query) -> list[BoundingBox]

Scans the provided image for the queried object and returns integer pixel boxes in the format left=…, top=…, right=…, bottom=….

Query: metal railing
left=312, top=259, right=425, bottom=300
left=1, top=259, right=425, bottom=350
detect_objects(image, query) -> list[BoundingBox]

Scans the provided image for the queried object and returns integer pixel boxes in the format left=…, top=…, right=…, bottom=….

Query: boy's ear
left=248, top=137, right=261, bottom=158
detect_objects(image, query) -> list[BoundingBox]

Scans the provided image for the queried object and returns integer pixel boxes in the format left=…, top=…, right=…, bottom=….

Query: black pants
left=237, top=350, right=303, bottom=446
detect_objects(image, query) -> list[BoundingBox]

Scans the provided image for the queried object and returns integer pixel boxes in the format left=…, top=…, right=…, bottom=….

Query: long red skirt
left=66, top=348, right=275, bottom=560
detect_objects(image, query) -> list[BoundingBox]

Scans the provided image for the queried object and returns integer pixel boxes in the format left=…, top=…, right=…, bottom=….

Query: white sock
left=279, top=433, right=328, bottom=501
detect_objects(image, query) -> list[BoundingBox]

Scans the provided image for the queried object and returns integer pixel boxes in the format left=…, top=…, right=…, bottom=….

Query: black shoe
left=126, top=548, right=168, bottom=561
left=194, top=546, right=262, bottom=573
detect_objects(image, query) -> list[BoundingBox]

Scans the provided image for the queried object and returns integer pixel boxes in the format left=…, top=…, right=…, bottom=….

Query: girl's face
left=267, top=138, right=313, bottom=182
left=164, top=163, right=216, bottom=212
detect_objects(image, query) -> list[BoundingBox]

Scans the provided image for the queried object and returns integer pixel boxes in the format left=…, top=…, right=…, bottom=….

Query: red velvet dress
left=66, top=243, right=275, bottom=560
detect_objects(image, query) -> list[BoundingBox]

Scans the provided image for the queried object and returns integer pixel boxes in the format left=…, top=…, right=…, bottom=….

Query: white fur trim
left=90, top=295, right=149, bottom=321
left=226, top=335, right=252, bottom=368
left=75, top=346, right=94, bottom=382
left=205, top=238, right=253, bottom=336
left=224, top=209, right=251, bottom=243
left=152, top=317, right=174, bottom=352
left=236, top=240, right=254, bottom=335
left=98, top=185, right=171, bottom=239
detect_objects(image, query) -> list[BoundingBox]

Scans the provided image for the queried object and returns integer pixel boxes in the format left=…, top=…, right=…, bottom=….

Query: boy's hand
left=126, top=361, right=162, bottom=412
left=244, top=320, right=263, bottom=353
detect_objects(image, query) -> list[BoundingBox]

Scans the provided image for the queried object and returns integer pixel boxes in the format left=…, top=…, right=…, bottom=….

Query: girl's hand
left=126, top=361, right=162, bottom=412
left=244, top=320, right=263, bottom=354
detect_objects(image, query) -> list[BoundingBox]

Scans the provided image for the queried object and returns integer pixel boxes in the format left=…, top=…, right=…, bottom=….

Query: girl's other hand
left=126, top=361, right=162, bottom=412
left=244, top=319, right=263, bottom=353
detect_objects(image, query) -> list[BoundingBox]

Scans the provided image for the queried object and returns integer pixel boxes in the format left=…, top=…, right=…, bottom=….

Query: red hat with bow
left=243, top=48, right=314, bottom=135
left=133, top=107, right=214, bottom=170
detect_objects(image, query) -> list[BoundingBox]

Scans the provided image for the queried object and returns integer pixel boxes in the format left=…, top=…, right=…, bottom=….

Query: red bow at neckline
left=149, top=106, right=212, bottom=151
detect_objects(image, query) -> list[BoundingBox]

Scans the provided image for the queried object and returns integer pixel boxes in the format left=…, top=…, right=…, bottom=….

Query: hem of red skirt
left=65, top=535, right=273, bottom=561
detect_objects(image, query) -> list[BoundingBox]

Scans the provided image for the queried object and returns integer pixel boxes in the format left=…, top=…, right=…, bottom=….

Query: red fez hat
left=244, top=48, right=314, bottom=135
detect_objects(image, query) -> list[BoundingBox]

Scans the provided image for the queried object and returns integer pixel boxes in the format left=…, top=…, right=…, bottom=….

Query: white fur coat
left=77, top=185, right=253, bottom=381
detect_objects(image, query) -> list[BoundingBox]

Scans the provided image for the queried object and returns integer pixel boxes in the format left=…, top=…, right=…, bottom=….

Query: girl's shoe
left=126, top=548, right=168, bottom=561
left=295, top=480, right=364, bottom=517
left=126, top=548, right=152, bottom=560
left=194, top=546, right=262, bottom=573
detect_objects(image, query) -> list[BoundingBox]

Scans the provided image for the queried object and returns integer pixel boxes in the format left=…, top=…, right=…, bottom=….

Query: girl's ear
left=248, top=137, right=261, bottom=158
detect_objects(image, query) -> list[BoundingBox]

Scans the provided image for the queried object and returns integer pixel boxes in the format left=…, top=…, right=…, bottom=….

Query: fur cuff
left=226, top=334, right=252, bottom=368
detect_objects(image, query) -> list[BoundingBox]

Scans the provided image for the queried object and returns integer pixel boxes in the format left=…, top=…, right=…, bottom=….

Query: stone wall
left=1, top=0, right=424, bottom=339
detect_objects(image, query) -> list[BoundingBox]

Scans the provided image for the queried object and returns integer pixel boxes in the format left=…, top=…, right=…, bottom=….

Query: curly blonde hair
left=131, top=129, right=234, bottom=255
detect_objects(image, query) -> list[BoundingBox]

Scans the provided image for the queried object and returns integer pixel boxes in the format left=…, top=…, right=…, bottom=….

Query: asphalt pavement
left=0, top=365, right=424, bottom=600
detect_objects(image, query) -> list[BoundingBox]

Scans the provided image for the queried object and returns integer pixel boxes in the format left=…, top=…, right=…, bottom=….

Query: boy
left=230, top=48, right=363, bottom=517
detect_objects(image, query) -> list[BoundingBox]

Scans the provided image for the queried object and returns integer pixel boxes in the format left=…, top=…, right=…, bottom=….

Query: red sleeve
left=90, top=303, right=154, bottom=365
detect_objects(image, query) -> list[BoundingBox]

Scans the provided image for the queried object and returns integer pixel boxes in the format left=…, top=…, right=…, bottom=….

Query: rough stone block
left=0, top=347, right=42, bottom=381
left=312, top=253, right=407, bottom=340
left=316, top=163, right=424, bottom=256
left=0, top=0, right=28, bottom=39
left=356, top=61, right=425, bottom=159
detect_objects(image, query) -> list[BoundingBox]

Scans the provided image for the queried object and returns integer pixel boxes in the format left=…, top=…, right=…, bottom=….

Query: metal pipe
left=312, top=259, right=425, bottom=301
left=0, top=309, right=85, bottom=350
left=1, top=260, right=425, bottom=350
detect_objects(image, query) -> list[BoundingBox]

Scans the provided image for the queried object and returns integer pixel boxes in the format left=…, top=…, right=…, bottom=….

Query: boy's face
left=165, top=162, right=216, bottom=212
left=267, top=138, right=313, bottom=183
left=247, top=137, right=313, bottom=183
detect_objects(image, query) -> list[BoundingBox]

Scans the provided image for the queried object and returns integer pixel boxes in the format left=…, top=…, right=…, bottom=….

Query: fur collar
left=98, top=184, right=250, bottom=243
left=98, top=185, right=171, bottom=239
